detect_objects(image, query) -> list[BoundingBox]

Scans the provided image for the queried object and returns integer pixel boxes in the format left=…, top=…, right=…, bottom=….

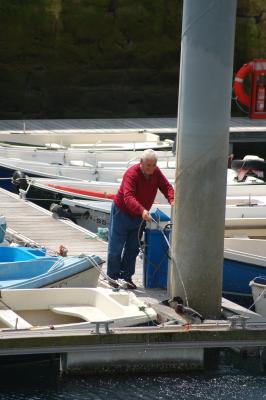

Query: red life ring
left=233, top=62, right=253, bottom=108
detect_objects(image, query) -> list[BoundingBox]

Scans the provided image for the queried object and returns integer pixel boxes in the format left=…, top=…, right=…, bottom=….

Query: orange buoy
left=233, top=62, right=253, bottom=108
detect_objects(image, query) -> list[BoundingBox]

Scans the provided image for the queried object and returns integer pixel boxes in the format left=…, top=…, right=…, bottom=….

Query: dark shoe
left=108, top=279, right=119, bottom=289
left=124, top=279, right=137, bottom=290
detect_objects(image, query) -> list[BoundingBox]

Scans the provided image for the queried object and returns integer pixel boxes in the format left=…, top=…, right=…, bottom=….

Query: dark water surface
left=0, top=351, right=266, bottom=400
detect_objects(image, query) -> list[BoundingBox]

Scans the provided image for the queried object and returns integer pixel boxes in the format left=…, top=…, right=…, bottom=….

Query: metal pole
left=168, top=0, right=237, bottom=318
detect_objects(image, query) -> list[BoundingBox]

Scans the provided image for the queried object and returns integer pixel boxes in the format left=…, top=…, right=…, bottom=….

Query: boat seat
left=0, top=309, right=32, bottom=329
left=49, top=305, right=110, bottom=322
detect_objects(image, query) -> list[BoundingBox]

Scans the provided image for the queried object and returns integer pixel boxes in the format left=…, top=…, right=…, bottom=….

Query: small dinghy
left=249, top=277, right=266, bottom=317
left=0, top=287, right=157, bottom=330
left=0, top=246, right=102, bottom=289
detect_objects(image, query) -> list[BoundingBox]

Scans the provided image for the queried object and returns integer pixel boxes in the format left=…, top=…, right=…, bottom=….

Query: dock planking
left=0, top=188, right=107, bottom=259
left=0, top=188, right=167, bottom=301
left=0, top=187, right=156, bottom=296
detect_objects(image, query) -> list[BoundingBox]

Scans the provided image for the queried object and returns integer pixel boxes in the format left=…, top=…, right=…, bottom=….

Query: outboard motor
left=231, top=155, right=266, bottom=182
left=12, top=170, right=28, bottom=192
left=50, top=203, right=75, bottom=222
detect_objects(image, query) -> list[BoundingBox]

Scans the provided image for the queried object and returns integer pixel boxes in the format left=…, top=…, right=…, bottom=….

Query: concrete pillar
left=168, top=0, right=237, bottom=318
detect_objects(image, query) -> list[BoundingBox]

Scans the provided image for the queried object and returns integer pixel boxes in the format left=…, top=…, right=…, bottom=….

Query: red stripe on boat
left=47, top=184, right=116, bottom=200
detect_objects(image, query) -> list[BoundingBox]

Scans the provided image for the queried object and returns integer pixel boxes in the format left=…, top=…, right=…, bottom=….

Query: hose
left=138, top=214, right=189, bottom=307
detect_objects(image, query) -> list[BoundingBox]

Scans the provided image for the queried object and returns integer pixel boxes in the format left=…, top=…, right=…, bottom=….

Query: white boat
left=225, top=196, right=266, bottom=237
left=15, top=177, right=172, bottom=208
left=2, top=150, right=266, bottom=200
left=0, top=129, right=172, bottom=150
left=56, top=195, right=266, bottom=237
left=57, top=199, right=172, bottom=233
left=231, top=155, right=266, bottom=183
left=0, top=157, right=176, bottom=192
left=249, top=277, right=266, bottom=317
left=0, top=145, right=175, bottom=167
left=0, top=246, right=103, bottom=289
left=0, top=287, right=157, bottom=331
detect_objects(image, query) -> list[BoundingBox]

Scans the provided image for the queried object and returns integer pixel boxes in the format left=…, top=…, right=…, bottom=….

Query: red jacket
left=114, top=163, right=174, bottom=217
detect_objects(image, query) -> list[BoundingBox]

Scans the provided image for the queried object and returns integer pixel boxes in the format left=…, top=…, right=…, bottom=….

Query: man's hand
left=142, top=209, right=152, bottom=222
left=170, top=201, right=175, bottom=206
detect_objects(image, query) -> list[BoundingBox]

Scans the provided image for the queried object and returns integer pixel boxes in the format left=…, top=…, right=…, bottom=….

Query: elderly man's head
left=140, top=149, right=158, bottom=176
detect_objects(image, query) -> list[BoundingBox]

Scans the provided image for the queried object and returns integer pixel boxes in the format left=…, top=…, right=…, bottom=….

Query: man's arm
left=158, top=169, right=175, bottom=205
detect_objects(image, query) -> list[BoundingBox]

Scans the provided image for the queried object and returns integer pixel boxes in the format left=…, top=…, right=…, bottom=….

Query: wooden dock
left=0, top=117, right=265, bottom=141
left=0, top=188, right=165, bottom=300
left=0, top=188, right=107, bottom=259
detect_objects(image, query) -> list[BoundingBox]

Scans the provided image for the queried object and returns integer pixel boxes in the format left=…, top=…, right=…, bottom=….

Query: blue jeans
left=107, top=203, right=143, bottom=281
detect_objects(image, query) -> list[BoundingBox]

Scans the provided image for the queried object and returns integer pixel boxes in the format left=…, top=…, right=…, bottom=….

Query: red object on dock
left=233, top=59, right=266, bottom=119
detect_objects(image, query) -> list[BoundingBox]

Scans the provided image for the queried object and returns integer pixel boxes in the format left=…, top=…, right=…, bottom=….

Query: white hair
left=141, top=149, right=158, bottom=162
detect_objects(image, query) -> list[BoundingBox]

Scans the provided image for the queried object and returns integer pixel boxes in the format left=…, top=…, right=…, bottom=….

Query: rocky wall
left=0, top=0, right=264, bottom=119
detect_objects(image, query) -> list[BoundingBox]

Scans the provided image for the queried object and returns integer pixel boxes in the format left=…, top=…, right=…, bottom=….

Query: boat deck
left=0, top=188, right=167, bottom=302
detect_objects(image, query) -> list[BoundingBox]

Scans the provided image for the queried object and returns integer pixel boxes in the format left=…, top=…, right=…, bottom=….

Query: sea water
left=0, top=350, right=265, bottom=400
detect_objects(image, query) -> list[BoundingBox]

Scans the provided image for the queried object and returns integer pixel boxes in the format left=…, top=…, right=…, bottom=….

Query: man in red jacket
left=107, top=149, right=174, bottom=289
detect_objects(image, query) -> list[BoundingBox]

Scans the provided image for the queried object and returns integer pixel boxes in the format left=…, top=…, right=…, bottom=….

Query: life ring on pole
left=233, top=62, right=253, bottom=108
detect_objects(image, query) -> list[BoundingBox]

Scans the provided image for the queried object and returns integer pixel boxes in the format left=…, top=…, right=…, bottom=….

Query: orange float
left=233, top=59, right=266, bottom=119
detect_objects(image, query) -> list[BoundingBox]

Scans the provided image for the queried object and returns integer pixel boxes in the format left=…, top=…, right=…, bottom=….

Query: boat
left=14, top=177, right=173, bottom=209
left=55, top=199, right=172, bottom=234
left=17, top=178, right=119, bottom=209
left=0, top=246, right=103, bottom=289
left=14, top=168, right=266, bottom=212
left=53, top=195, right=266, bottom=238
left=231, top=155, right=266, bottom=183
left=0, top=129, right=172, bottom=150
left=249, top=277, right=266, bottom=317
left=3, top=151, right=266, bottom=199
left=0, top=145, right=175, bottom=168
left=0, top=157, right=176, bottom=193
left=0, top=287, right=157, bottom=330
left=225, top=195, right=266, bottom=237
left=224, top=238, right=266, bottom=303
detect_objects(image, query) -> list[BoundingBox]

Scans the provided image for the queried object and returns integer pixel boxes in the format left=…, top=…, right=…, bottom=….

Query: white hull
left=0, top=157, right=176, bottom=183
left=59, top=196, right=266, bottom=238
left=0, top=145, right=175, bottom=166
left=0, top=288, right=157, bottom=331
left=1, top=151, right=266, bottom=198
left=47, top=265, right=100, bottom=288
left=0, top=130, right=171, bottom=148
left=250, top=280, right=266, bottom=317
left=227, top=183, right=266, bottom=197
left=27, top=177, right=170, bottom=204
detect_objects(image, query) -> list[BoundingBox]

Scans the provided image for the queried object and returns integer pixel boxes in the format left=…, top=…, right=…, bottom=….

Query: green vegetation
left=0, top=0, right=264, bottom=118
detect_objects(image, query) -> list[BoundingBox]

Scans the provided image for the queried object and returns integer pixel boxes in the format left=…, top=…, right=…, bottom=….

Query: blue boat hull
left=223, top=257, right=266, bottom=300
left=0, top=247, right=103, bottom=289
